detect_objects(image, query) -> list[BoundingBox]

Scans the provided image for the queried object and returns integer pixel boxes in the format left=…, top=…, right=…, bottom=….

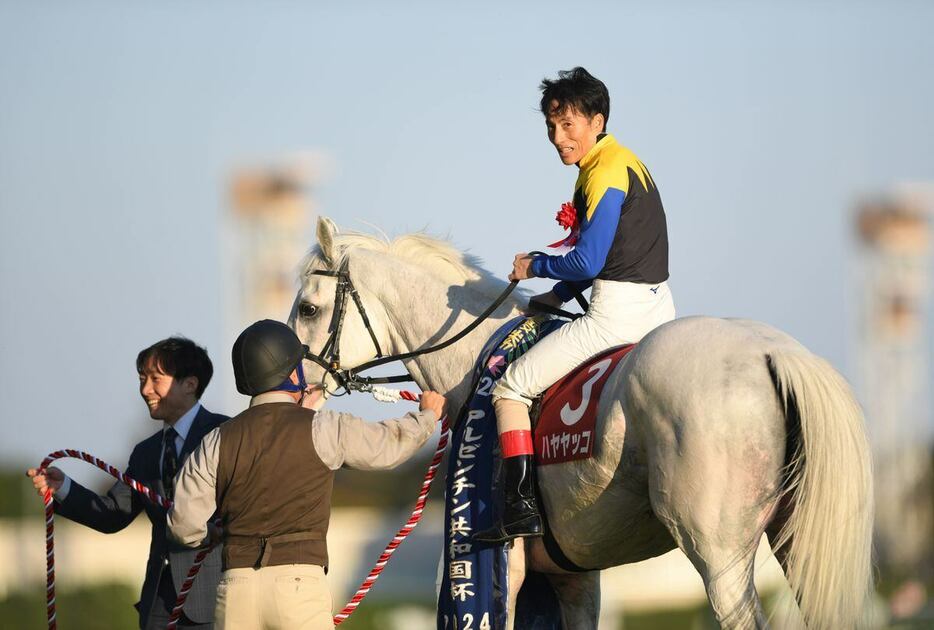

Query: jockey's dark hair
left=137, top=336, right=214, bottom=398
left=539, top=67, right=609, bottom=131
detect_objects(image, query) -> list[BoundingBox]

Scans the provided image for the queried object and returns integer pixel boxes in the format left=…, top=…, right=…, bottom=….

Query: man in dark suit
left=28, top=336, right=228, bottom=629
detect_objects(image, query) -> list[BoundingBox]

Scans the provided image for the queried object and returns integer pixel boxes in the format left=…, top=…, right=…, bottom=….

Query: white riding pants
left=492, top=280, right=676, bottom=408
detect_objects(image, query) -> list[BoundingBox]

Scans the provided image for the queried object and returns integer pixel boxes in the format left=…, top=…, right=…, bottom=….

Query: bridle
left=297, top=258, right=519, bottom=396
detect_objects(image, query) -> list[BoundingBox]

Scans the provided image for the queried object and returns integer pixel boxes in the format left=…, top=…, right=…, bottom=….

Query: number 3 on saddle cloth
left=438, top=315, right=635, bottom=630
left=532, top=343, right=636, bottom=465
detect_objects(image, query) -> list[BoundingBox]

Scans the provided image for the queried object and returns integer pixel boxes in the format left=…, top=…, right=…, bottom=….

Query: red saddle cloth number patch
left=533, top=344, right=635, bottom=466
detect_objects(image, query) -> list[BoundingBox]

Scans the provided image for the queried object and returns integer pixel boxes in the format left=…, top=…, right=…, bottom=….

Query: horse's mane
left=301, top=228, right=518, bottom=301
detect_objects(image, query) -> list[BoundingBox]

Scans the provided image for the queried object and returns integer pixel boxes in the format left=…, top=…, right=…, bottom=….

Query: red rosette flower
left=556, top=202, right=577, bottom=229
left=548, top=202, right=580, bottom=248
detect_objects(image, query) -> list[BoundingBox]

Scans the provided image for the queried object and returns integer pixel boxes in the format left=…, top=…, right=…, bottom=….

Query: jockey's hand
left=419, top=391, right=446, bottom=418
left=26, top=466, right=64, bottom=498
left=508, top=253, right=535, bottom=281
left=526, top=290, right=564, bottom=314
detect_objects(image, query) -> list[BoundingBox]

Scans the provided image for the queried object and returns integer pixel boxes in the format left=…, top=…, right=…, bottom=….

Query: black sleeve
left=54, top=445, right=145, bottom=534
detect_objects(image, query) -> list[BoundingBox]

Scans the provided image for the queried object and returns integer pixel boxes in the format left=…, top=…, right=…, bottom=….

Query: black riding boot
left=473, top=454, right=542, bottom=544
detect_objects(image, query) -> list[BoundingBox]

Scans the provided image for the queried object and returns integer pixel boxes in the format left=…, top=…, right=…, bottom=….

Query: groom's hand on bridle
left=419, top=391, right=446, bottom=418
left=301, top=385, right=327, bottom=411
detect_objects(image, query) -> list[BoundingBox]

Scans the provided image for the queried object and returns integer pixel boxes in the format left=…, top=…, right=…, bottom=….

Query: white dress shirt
left=160, top=402, right=201, bottom=474
left=56, top=402, right=202, bottom=501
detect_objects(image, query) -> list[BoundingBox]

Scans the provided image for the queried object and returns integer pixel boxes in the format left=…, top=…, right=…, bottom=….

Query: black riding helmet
left=232, top=319, right=308, bottom=395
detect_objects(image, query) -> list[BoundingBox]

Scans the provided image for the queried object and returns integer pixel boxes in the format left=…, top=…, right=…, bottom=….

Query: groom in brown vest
left=167, top=319, right=445, bottom=629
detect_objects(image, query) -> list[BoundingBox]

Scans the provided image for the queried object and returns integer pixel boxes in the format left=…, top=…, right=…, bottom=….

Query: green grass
left=621, top=603, right=717, bottom=630
left=0, top=582, right=139, bottom=630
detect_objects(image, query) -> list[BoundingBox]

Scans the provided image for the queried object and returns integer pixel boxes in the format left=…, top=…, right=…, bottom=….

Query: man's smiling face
left=545, top=100, right=604, bottom=166
left=138, top=358, right=197, bottom=424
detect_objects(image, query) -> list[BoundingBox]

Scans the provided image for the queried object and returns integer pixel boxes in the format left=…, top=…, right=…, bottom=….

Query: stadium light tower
left=222, top=154, right=325, bottom=406
left=854, top=185, right=932, bottom=577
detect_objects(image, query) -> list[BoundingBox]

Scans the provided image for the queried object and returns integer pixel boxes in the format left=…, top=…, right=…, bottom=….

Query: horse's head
left=291, top=216, right=526, bottom=410
left=289, top=216, right=391, bottom=405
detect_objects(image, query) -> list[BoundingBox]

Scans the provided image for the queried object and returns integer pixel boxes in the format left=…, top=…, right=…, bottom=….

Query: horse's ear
left=316, top=216, right=339, bottom=266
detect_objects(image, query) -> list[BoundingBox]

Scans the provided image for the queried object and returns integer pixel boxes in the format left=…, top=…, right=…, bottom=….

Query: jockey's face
left=545, top=101, right=604, bottom=166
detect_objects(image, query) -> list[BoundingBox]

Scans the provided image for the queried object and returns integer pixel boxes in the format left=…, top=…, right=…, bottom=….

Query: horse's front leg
left=505, top=541, right=527, bottom=630
left=526, top=538, right=600, bottom=630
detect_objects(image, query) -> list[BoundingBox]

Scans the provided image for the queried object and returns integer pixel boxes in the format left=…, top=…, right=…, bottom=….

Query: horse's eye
left=299, top=302, right=318, bottom=318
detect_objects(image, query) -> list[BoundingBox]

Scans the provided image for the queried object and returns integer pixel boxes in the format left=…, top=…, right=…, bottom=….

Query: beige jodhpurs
left=492, top=279, right=676, bottom=409
left=215, top=563, right=333, bottom=630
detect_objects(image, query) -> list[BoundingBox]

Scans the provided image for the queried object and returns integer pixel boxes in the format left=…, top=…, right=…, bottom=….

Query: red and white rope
left=42, top=488, right=55, bottom=630
left=333, top=389, right=449, bottom=625
left=36, top=388, right=447, bottom=629
left=36, top=450, right=212, bottom=630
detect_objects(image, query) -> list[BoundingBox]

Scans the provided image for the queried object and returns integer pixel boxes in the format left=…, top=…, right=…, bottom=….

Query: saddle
left=531, top=344, right=636, bottom=465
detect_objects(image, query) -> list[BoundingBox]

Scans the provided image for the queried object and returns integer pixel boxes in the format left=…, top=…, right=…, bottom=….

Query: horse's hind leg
left=679, top=538, right=766, bottom=629
left=645, top=435, right=776, bottom=629
left=624, top=332, right=787, bottom=627
left=644, top=423, right=779, bottom=628
left=648, top=465, right=775, bottom=628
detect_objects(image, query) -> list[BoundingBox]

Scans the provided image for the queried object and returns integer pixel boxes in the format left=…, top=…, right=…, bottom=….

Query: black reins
left=524, top=250, right=588, bottom=321
left=527, top=291, right=587, bottom=321
left=302, top=259, right=519, bottom=395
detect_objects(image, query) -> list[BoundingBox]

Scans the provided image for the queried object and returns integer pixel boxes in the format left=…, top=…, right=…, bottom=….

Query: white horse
left=291, top=217, right=874, bottom=630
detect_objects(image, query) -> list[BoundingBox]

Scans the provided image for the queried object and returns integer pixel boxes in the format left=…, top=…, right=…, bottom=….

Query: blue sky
left=2, top=1, right=932, bottom=478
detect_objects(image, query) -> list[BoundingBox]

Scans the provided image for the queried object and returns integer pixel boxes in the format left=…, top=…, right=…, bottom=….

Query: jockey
left=475, top=67, right=676, bottom=544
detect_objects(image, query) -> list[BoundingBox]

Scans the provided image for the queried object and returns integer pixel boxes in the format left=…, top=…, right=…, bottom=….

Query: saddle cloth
left=533, top=343, right=636, bottom=465
left=439, top=318, right=628, bottom=626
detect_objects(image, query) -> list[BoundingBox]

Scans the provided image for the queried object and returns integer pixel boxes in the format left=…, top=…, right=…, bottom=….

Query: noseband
left=301, top=259, right=518, bottom=396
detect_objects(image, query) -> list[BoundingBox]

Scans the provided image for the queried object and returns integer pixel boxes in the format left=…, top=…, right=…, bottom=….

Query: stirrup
left=473, top=513, right=542, bottom=544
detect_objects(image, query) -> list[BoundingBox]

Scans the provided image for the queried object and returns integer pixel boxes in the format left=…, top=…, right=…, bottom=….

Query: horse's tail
left=767, top=349, right=874, bottom=630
